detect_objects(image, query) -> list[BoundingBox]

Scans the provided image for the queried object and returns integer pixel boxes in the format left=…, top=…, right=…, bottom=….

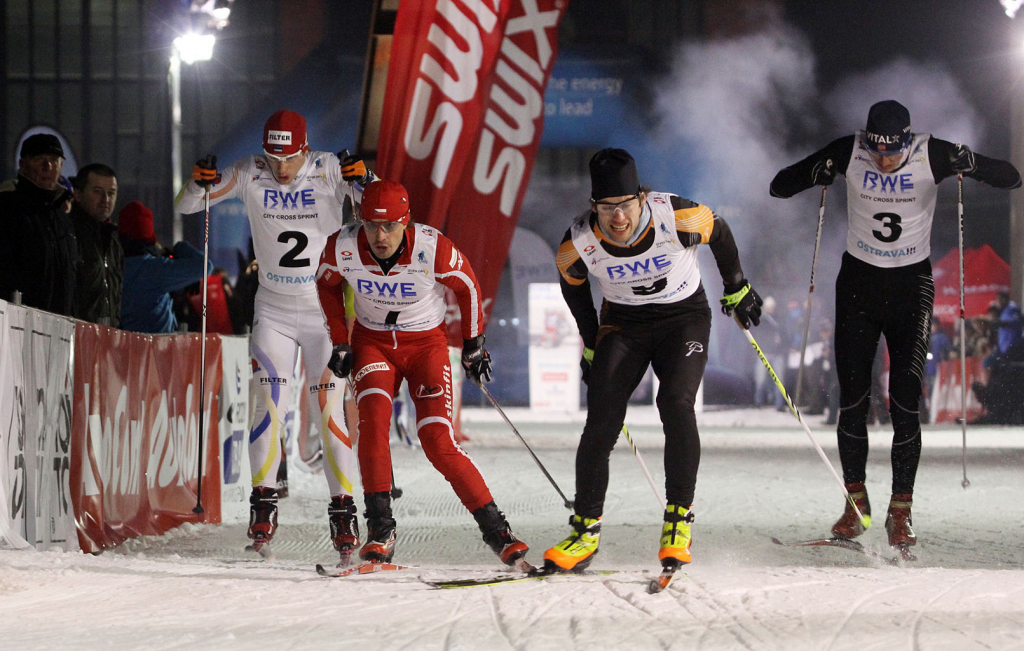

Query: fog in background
left=513, top=16, right=989, bottom=398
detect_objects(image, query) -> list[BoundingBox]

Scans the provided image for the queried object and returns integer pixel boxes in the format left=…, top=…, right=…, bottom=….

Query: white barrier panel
left=0, top=301, right=77, bottom=551
left=0, top=299, right=29, bottom=549
left=528, top=283, right=581, bottom=412
left=219, top=335, right=252, bottom=524
left=27, top=308, right=77, bottom=550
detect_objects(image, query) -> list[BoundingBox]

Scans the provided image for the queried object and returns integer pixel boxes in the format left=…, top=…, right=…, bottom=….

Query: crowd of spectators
left=750, top=286, right=1024, bottom=426
left=0, top=134, right=259, bottom=335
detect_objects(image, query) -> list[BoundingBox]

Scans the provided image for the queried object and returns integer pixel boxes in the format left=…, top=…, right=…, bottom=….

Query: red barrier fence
left=70, top=324, right=222, bottom=553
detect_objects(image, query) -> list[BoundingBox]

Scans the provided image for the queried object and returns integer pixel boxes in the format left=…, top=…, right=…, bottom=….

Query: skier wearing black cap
left=543, top=148, right=763, bottom=574
left=770, top=100, right=1021, bottom=551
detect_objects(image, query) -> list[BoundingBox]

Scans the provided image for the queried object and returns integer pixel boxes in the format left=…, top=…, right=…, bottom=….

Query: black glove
left=461, top=336, right=492, bottom=384
left=193, top=155, right=220, bottom=188
left=339, top=153, right=372, bottom=185
left=720, top=280, right=763, bottom=329
left=580, top=347, right=594, bottom=385
left=327, top=343, right=354, bottom=379
left=950, top=143, right=976, bottom=175
left=811, top=158, right=835, bottom=186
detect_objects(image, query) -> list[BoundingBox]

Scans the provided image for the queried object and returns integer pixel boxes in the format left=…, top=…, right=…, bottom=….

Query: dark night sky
left=772, top=1, right=1024, bottom=265
left=784, top=0, right=1020, bottom=156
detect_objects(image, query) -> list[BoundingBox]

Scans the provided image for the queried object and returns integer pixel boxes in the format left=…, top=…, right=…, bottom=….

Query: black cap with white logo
left=864, top=100, right=911, bottom=155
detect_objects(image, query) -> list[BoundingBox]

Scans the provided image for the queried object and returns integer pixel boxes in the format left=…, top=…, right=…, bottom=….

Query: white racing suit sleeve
left=174, top=158, right=246, bottom=214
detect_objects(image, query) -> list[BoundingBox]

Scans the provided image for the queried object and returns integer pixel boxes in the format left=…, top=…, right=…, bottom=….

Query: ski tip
left=512, top=557, right=536, bottom=574
left=647, top=574, right=674, bottom=594
left=893, top=545, right=918, bottom=563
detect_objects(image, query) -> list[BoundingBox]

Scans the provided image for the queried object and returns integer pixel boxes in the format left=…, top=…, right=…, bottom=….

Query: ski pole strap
left=720, top=282, right=750, bottom=310
left=582, top=347, right=594, bottom=364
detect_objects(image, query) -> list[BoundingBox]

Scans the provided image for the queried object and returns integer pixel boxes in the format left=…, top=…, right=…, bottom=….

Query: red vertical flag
left=443, top=0, right=568, bottom=321
left=376, top=0, right=569, bottom=328
left=376, top=0, right=513, bottom=231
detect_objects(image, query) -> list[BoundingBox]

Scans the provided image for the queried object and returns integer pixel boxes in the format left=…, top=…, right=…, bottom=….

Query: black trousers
left=574, top=307, right=710, bottom=517
left=834, top=254, right=933, bottom=495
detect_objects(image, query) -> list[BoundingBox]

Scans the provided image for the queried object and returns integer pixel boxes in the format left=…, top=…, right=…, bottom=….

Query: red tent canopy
left=932, top=244, right=1010, bottom=326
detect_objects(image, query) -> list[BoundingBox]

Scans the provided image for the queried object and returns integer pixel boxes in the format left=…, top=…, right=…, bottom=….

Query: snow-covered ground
left=2, top=408, right=1024, bottom=650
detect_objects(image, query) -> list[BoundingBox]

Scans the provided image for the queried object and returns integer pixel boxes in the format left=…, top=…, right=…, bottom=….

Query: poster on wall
left=528, top=283, right=580, bottom=412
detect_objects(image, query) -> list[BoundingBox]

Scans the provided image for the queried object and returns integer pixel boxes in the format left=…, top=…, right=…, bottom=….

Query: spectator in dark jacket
left=71, top=163, right=123, bottom=326
left=118, top=201, right=211, bottom=333
left=0, top=134, right=78, bottom=314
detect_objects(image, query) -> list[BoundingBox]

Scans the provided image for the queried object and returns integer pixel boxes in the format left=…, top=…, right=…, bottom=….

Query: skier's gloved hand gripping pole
left=464, top=336, right=574, bottom=510
left=191, top=154, right=219, bottom=515
left=721, top=286, right=870, bottom=530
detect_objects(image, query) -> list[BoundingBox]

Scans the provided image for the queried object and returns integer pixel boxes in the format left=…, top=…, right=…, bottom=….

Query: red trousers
left=351, top=324, right=492, bottom=511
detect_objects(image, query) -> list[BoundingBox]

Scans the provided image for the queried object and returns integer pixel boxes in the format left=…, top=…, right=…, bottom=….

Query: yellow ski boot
left=542, top=515, right=601, bottom=572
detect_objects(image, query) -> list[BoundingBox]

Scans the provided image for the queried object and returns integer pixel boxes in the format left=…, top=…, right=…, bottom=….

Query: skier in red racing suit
left=316, top=179, right=529, bottom=567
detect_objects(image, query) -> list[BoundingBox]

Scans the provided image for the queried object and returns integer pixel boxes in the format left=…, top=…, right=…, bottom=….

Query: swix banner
left=71, top=326, right=222, bottom=553
left=378, top=0, right=569, bottom=326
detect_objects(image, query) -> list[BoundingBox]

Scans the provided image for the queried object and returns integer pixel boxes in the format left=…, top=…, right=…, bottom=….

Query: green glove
left=580, top=347, right=594, bottom=385
left=720, top=280, right=763, bottom=329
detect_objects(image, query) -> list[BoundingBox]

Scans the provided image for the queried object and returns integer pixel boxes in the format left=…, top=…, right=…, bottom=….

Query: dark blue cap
left=864, top=100, right=911, bottom=154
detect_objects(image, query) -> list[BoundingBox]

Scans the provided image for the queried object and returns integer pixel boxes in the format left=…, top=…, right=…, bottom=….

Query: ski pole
left=476, top=381, right=574, bottom=510
left=193, top=184, right=211, bottom=515
left=795, top=185, right=828, bottom=407
left=620, top=426, right=665, bottom=510
left=957, top=174, right=970, bottom=489
left=731, top=313, right=869, bottom=529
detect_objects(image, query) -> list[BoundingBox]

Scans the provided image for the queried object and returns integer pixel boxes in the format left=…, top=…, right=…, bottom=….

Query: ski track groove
left=599, top=577, right=658, bottom=620
left=824, top=578, right=911, bottom=651
left=397, top=590, right=468, bottom=651
left=678, top=577, right=760, bottom=650
left=909, top=572, right=978, bottom=650
left=484, top=585, right=517, bottom=651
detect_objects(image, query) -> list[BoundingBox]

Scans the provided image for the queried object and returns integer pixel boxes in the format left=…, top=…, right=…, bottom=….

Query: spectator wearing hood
left=118, top=201, right=211, bottom=333
left=0, top=134, right=78, bottom=315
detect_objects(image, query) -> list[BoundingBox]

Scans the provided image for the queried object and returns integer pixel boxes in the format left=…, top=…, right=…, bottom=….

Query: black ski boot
left=359, top=491, right=397, bottom=563
left=247, top=487, right=279, bottom=552
left=472, top=502, right=529, bottom=566
left=328, top=495, right=360, bottom=567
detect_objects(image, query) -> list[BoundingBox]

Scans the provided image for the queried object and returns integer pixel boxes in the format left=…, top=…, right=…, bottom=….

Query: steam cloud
left=649, top=23, right=985, bottom=373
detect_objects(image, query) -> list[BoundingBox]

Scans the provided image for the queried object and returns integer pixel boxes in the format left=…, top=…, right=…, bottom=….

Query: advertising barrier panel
left=931, top=357, right=985, bottom=425
left=0, top=302, right=77, bottom=550
left=71, top=325, right=222, bottom=553
left=219, top=335, right=252, bottom=524
left=528, top=283, right=580, bottom=411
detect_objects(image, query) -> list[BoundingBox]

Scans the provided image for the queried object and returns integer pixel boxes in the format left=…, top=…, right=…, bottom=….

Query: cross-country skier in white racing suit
left=175, top=109, right=376, bottom=563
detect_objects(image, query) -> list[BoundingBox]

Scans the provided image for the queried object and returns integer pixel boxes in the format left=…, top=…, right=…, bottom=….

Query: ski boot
left=328, top=495, right=361, bottom=567
left=885, top=493, right=916, bottom=548
left=659, top=504, right=694, bottom=566
left=542, top=515, right=601, bottom=572
left=359, top=491, right=397, bottom=563
left=247, top=486, right=279, bottom=553
left=831, top=482, right=871, bottom=539
left=472, top=502, right=529, bottom=567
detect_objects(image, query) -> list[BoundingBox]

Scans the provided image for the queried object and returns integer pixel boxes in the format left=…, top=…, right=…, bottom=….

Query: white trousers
left=248, top=286, right=354, bottom=497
